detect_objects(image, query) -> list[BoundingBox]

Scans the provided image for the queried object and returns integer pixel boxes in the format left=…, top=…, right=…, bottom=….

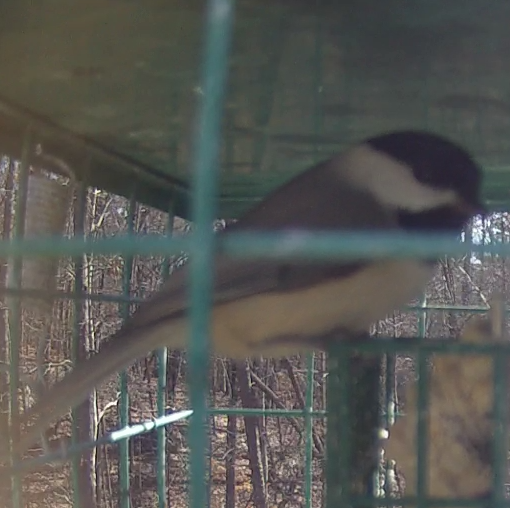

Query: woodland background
left=0, top=155, right=503, bottom=508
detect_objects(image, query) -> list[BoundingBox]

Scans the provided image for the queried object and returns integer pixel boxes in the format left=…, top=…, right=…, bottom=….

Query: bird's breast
left=210, top=259, right=434, bottom=357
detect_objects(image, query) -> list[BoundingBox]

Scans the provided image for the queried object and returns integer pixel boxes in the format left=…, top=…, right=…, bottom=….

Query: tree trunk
left=326, top=335, right=381, bottom=507
left=225, top=362, right=237, bottom=508
left=237, top=360, right=267, bottom=508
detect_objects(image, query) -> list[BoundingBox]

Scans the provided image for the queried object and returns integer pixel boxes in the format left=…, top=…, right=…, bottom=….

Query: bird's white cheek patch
left=343, top=146, right=458, bottom=212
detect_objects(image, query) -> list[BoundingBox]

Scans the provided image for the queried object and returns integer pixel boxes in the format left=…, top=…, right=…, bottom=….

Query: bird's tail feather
left=16, top=317, right=187, bottom=453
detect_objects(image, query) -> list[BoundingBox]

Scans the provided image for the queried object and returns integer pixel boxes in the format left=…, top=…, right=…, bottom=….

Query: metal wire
left=187, top=0, right=235, bottom=506
left=2, top=1, right=509, bottom=507
left=118, top=194, right=137, bottom=508
left=156, top=206, right=175, bottom=508
left=0, top=230, right=503, bottom=259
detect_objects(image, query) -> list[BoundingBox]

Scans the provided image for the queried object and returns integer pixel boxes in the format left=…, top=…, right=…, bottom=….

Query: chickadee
left=17, top=130, right=484, bottom=451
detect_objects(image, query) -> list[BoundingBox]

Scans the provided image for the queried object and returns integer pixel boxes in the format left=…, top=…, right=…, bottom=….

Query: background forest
left=0, top=155, right=503, bottom=508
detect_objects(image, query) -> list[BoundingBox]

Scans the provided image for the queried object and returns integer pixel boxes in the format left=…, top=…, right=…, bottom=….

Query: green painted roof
left=1, top=0, right=510, bottom=218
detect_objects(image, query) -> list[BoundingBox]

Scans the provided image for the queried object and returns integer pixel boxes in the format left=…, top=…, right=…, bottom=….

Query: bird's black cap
left=366, top=130, right=486, bottom=215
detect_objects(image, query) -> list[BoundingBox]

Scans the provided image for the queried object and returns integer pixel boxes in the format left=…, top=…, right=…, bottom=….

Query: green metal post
left=304, top=353, right=315, bottom=508
left=384, top=354, right=397, bottom=429
left=492, top=353, right=508, bottom=507
left=305, top=5, right=324, bottom=505
left=187, top=0, right=234, bottom=507
left=415, top=295, right=429, bottom=508
left=156, top=205, right=175, bottom=508
left=326, top=344, right=352, bottom=507
left=382, top=351, right=396, bottom=498
left=71, top=181, right=88, bottom=508
left=156, top=345, right=168, bottom=508
left=119, top=195, right=137, bottom=508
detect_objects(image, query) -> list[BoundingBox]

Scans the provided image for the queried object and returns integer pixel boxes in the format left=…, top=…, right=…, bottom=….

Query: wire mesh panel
left=1, top=178, right=509, bottom=508
left=0, top=0, right=510, bottom=508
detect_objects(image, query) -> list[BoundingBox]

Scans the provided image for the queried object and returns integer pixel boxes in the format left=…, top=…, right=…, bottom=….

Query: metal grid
left=0, top=0, right=509, bottom=507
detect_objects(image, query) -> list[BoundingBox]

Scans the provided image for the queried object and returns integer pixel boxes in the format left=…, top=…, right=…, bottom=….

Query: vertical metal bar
left=188, top=1, right=234, bottom=507
left=156, top=345, right=168, bottom=508
left=206, top=377, right=214, bottom=508
left=119, top=194, right=137, bottom=508
left=415, top=55, right=431, bottom=507
left=71, top=181, right=89, bottom=508
left=384, top=354, right=396, bottom=428
left=7, top=129, right=33, bottom=508
left=156, top=205, right=175, bottom=508
left=304, top=5, right=324, bottom=508
left=415, top=295, right=428, bottom=508
left=304, top=353, right=314, bottom=508
left=325, top=346, right=351, bottom=507
left=382, top=351, right=396, bottom=499
left=305, top=5, right=323, bottom=505
left=492, top=350, right=508, bottom=505
left=312, top=0, right=324, bottom=161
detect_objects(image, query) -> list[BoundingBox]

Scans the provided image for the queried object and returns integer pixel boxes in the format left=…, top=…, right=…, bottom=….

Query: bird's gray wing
left=124, top=157, right=397, bottom=333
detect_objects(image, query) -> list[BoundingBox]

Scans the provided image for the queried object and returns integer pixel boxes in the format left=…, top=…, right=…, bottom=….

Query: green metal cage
left=0, top=0, right=510, bottom=507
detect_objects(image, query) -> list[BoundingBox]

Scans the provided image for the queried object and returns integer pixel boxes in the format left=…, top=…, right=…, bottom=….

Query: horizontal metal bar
left=221, top=232, right=498, bottom=260
left=406, top=304, right=491, bottom=313
left=0, top=231, right=503, bottom=259
left=208, top=408, right=326, bottom=417
left=340, top=338, right=510, bottom=355
left=349, top=496, right=509, bottom=507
